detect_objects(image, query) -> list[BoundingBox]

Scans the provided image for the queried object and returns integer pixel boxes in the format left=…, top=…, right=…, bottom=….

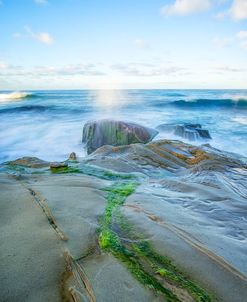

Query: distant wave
left=223, top=94, right=247, bottom=102
left=153, top=98, right=247, bottom=110
left=165, top=92, right=186, bottom=97
left=0, top=104, right=87, bottom=115
left=0, top=105, right=48, bottom=114
left=0, top=91, right=34, bottom=102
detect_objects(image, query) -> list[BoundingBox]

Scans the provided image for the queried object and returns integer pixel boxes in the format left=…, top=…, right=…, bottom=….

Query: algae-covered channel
left=48, top=162, right=212, bottom=301
left=98, top=180, right=212, bottom=302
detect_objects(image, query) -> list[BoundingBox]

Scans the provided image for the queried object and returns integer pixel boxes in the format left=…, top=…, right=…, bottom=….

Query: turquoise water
left=0, top=89, right=247, bottom=163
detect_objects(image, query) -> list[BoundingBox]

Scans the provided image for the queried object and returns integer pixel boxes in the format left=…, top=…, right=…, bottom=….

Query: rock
left=1, top=138, right=247, bottom=302
left=174, top=124, right=211, bottom=140
left=82, top=119, right=158, bottom=154
left=7, top=157, right=50, bottom=168
left=69, top=152, right=77, bottom=160
left=86, top=139, right=212, bottom=174
left=87, top=139, right=244, bottom=175
left=0, top=174, right=65, bottom=302
left=50, top=162, right=68, bottom=169
left=156, top=123, right=211, bottom=141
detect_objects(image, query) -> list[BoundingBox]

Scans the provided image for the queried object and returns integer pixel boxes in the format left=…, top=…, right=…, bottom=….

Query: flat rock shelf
left=1, top=139, right=247, bottom=302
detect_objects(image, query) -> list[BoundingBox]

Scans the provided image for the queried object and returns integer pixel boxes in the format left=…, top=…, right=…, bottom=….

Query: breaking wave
left=153, top=98, right=247, bottom=110
left=232, top=117, right=247, bottom=125
left=0, top=91, right=34, bottom=102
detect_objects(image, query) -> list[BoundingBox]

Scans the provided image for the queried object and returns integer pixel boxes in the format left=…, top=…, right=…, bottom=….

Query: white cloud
left=217, top=0, right=247, bottom=20
left=161, top=0, right=212, bottom=16
left=24, top=26, right=54, bottom=45
left=36, top=32, right=53, bottom=44
left=213, top=64, right=246, bottom=72
left=34, top=64, right=105, bottom=76
left=237, top=30, right=247, bottom=39
left=0, top=63, right=105, bottom=77
left=214, top=10, right=229, bottom=19
left=133, top=39, right=149, bottom=49
left=229, top=0, right=247, bottom=20
left=0, top=62, right=8, bottom=69
left=34, top=0, right=48, bottom=5
left=241, top=40, right=247, bottom=49
left=212, top=37, right=233, bottom=47
left=111, top=62, right=186, bottom=77
left=236, top=30, right=247, bottom=50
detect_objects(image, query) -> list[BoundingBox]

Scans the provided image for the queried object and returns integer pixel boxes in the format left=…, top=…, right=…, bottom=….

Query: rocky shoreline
left=0, top=120, right=247, bottom=302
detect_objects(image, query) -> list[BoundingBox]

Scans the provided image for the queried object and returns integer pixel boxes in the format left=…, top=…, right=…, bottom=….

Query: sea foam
left=0, top=91, right=32, bottom=102
left=232, top=117, right=247, bottom=125
left=223, top=94, right=247, bottom=102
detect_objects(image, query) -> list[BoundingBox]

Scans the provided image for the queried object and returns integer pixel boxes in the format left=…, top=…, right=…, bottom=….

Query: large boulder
left=82, top=119, right=158, bottom=154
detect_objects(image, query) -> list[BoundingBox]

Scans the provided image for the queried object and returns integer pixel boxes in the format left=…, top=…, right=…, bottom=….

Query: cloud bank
left=161, top=0, right=212, bottom=16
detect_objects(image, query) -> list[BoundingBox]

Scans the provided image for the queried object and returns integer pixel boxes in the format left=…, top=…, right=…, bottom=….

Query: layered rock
left=86, top=139, right=216, bottom=173
left=1, top=137, right=247, bottom=302
left=82, top=119, right=158, bottom=154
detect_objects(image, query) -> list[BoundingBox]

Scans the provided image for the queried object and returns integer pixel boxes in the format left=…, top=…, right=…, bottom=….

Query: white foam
left=232, top=95, right=247, bottom=101
left=232, top=117, right=247, bottom=125
left=223, top=93, right=247, bottom=101
left=0, top=91, right=31, bottom=102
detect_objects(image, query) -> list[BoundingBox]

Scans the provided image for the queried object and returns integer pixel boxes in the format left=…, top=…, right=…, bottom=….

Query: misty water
left=0, top=89, right=247, bottom=163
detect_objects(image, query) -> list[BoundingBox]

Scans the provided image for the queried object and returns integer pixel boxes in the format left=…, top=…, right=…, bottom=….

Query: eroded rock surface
left=1, top=139, right=247, bottom=302
left=0, top=174, right=64, bottom=302
left=7, top=156, right=50, bottom=168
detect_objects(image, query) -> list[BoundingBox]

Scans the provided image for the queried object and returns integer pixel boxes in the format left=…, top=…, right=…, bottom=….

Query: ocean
left=0, top=89, right=247, bottom=163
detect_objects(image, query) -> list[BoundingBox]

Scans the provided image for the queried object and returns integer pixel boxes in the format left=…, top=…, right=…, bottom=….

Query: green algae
left=50, top=162, right=137, bottom=181
left=98, top=181, right=212, bottom=302
left=133, top=241, right=212, bottom=302
left=100, top=182, right=138, bottom=229
left=50, top=166, right=81, bottom=174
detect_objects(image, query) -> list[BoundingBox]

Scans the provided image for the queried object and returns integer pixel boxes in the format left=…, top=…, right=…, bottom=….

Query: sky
left=0, top=0, right=247, bottom=90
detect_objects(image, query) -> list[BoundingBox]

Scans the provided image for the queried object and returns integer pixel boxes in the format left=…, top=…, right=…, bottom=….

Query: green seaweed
left=100, top=182, right=138, bottom=228
left=50, top=162, right=137, bottom=181
left=98, top=181, right=212, bottom=302
left=50, top=166, right=81, bottom=174
left=133, top=241, right=211, bottom=302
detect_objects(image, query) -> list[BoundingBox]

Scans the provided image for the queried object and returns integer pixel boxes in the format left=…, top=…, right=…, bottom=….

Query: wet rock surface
left=156, top=123, right=212, bottom=141
left=82, top=119, right=158, bottom=154
left=7, top=156, right=50, bottom=168
left=0, top=174, right=64, bottom=302
left=68, top=152, right=77, bottom=160
left=1, top=139, right=247, bottom=302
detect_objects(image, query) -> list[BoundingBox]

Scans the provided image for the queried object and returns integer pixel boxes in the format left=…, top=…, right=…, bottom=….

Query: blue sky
left=0, top=0, right=247, bottom=89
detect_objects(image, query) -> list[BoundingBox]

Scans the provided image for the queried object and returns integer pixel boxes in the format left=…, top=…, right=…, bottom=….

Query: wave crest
left=153, top=98, right=247, bottom=109
left=223, top=94, right=247, bottom=102
left=0, top=91, right=33, bottom=101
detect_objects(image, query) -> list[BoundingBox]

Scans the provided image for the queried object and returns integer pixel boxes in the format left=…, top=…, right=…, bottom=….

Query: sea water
left=0, top=89, right=246, bottom=163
